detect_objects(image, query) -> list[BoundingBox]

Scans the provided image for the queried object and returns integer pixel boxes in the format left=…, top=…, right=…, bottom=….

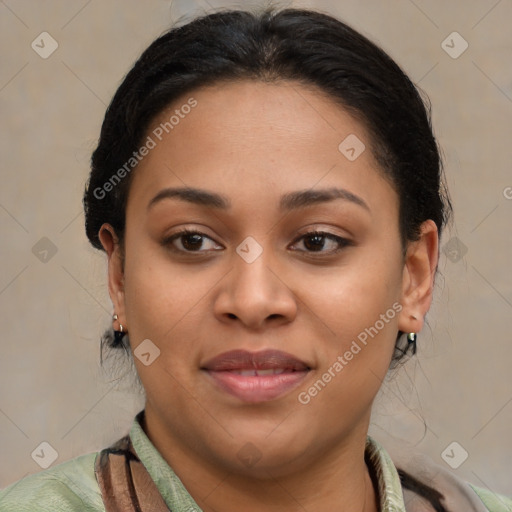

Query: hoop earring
left=407, top=332, right=417, bottom=355
left=112, top=313, right=127, bottom=346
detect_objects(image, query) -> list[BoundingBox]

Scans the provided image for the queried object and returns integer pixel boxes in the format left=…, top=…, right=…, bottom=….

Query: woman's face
left=101, top=79, right=437, bottom=476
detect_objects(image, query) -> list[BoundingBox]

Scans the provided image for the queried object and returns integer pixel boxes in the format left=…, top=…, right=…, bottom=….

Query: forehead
left=128, top=79, right=395, bottom=213
left=148, top=79, right=368, bottom=153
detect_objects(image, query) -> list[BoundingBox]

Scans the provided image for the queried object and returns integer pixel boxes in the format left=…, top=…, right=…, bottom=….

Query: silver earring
left=407, top=332, right=417, bottom=354
left=113, top=314, right=124, bottom=329
left=112, top=313, right=126, bottom=346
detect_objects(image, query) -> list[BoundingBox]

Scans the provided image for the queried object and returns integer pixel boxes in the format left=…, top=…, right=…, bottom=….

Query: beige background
left=1, top=0, right=511, bottom=498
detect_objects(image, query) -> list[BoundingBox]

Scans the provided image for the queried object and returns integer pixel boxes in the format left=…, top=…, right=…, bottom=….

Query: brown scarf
left=94, top=434, right=170, bottom=512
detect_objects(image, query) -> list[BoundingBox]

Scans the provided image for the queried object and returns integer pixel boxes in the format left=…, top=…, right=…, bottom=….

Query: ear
left=397, top=220, right=439, bottom=334
left=98, top=223, right=127, bottom=328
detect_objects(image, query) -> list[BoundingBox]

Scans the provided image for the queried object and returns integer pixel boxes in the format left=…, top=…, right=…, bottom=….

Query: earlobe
left=98, top=223, right=127, bottom=327
left=398, top=220, right=439, bottom=334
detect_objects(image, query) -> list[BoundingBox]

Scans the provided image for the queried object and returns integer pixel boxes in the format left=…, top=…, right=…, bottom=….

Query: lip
left=202, top=349, right=311, bottom=403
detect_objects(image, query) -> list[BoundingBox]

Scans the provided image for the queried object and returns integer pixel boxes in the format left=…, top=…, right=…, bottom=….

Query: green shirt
left=1, top=411, right=510, bottom=511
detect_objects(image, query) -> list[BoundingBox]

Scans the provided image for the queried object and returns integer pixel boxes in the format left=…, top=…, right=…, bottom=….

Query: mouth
left=201, top=349, right=311, bottom=403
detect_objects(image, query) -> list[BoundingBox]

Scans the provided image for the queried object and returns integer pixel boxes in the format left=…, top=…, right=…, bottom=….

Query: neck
left=194, top=460, right=379, bottom=512
left=142, top=410, right=380, bottom=512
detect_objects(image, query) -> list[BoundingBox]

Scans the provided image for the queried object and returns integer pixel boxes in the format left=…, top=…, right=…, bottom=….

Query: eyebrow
left=147, top=186, right=370, bottom=212
left=280, top=187, right=370, bottom=213
left=147, top=187, right=231, bottom=210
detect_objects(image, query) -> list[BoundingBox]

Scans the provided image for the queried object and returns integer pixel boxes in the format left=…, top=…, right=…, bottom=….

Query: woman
left=1, top=7, right=510, bottom=512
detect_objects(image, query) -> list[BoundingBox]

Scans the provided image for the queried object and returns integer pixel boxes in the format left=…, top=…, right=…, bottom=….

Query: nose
left=213, top=245, right=298, bottom=330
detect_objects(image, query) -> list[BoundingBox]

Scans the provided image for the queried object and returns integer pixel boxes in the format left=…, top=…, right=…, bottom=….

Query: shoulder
left=0, top=452, right=104, bottom=512
left=368, top=436, right=512, bottom=512
left=469, top=484, right=512, bottom=512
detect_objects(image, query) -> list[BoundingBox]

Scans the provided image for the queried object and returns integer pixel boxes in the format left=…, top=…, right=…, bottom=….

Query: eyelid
left=291, top=223, right=353, bottom=243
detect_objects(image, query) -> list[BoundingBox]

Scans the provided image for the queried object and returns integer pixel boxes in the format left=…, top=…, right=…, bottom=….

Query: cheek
left=307, top=253, right=402, bottom=339
left=122, top=245, right=187, bottom=344
left=121, top=254, right=202, bottom=401
left=121, top=244, right=218, bottom=369
left=303, top=253, right=403, bottom=395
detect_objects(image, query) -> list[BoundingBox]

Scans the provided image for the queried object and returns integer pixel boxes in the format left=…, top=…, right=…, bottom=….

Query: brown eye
left=291, top=231, right=351, bottom=254
left=163, top=229, right=223, bottom=253
left=303, top=233, right=328, bottom=251
left=180, top=232, right=204, bottom=251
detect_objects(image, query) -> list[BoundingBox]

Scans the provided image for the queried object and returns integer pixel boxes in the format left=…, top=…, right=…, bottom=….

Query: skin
left=99, top=79, right=438, bottom=512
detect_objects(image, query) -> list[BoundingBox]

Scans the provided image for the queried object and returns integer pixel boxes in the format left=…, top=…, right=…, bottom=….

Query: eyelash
left=162, top=228, right=352, bottom=256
